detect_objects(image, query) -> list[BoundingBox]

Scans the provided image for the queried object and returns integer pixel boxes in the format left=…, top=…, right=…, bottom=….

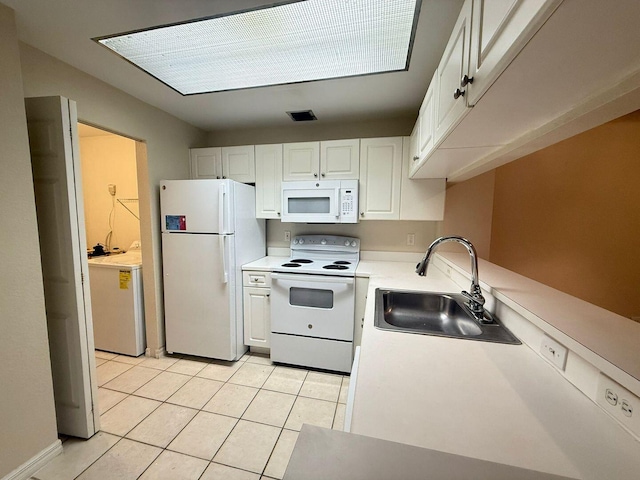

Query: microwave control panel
left=340, top=187, right=358, bottom=223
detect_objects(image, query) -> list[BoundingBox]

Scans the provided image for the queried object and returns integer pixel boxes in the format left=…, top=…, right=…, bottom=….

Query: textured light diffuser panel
left=97, top=0, right=420, bottom=94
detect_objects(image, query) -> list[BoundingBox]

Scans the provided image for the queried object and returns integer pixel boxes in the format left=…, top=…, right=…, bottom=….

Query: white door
left=25, top=96, right=99, bottom=438
left=222, top=145, right=255, bottom=183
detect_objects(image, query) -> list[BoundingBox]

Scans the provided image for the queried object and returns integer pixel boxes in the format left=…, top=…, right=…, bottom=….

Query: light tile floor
left=33, top=351, right=348, bottom=480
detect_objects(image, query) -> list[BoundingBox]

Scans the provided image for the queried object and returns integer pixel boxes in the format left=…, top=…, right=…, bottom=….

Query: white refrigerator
left=160, top=179, right=265, bottom=360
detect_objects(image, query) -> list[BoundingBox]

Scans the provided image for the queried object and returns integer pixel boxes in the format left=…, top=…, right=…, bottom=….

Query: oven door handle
left=271, top=272, right=354, bottom=285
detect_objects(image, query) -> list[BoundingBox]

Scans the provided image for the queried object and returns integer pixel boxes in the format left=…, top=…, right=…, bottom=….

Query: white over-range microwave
left=281, top=180, right=359, bottom=223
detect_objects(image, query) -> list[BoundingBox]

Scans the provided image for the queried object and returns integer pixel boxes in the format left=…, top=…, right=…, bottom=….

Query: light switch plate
left=597, top=373, right=640, bottom=439
left=540, top=334, right=567, bottom=370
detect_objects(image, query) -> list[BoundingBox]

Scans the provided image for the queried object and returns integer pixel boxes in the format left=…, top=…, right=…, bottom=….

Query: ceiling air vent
left=287, top=110, right=317, bottom=122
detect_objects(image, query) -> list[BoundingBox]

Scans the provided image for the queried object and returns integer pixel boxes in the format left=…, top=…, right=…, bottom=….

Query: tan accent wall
left=443, top=111, right=640, bottom=319
left=440, top=170, right=495, bottom=259
left=490, top=111, right=640, bottom=319
left=0, top=4, right=59, bottom=476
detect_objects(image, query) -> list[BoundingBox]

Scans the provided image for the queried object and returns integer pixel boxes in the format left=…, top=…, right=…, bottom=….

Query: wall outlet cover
left=597, top=373, right=640, bottom=439
left=540, top=334, right=568, bottom=371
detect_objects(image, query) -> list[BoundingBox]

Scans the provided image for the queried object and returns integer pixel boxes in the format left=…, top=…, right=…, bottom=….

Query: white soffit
left=95, top=0, right=421, bottom=95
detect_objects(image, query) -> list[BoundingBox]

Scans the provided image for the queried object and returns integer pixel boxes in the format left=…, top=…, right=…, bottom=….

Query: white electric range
left=270, top=235, right=359, bottom=373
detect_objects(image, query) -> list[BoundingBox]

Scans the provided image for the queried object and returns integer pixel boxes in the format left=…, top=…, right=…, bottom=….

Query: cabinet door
left=434, top=0, right=472, bottom=145
left=320, top=139, right=360, bottom=180
left=190, top=147, right=222, bottom=179
left=468, top=0, right=561, bottom=105
left=419, top=71, right=437, bottom=158
left=400, top=137, right=446, bottom=220
left=359, top=137, right=403, bottom=220
left=243, top=287, right=271, bottom=348
left=222, top=145, right=255, bottom=183
left=255, top=144, right=283, bottom=219
left=283, top=142, right=320, bottom=181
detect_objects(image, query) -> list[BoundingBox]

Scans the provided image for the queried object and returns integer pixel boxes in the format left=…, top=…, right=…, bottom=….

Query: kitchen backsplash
left=267, top=220, right=442, bottom=253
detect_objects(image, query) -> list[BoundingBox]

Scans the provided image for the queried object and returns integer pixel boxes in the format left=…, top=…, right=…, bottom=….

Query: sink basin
left=374, top=289, right=520, bottom=344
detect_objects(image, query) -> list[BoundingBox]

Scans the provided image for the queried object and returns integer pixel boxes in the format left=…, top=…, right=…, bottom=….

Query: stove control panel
left=291, top=235, right=360, bottom=253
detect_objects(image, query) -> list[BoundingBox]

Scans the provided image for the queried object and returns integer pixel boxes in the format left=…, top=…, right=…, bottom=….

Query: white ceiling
left=4, top=0, right=463, bottom=132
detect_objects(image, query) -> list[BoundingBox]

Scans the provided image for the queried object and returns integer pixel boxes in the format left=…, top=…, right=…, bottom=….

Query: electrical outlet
left=284, top=231, right=291, bottom=242
left=597, top=373, right=640, bottom=438
left=108, top=184, right=116, bottom=196
left=407, top=233, right=415, bottom=246
left=540, top=334, right=568, bottom=370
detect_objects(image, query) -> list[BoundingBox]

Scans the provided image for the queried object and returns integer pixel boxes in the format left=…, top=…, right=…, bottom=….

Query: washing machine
left=88, top=247, right=145, bottom=356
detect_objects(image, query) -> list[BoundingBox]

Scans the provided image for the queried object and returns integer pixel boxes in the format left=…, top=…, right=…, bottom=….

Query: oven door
left=270, top=272, right=354, bottom=341
left=281, top=182, right=340, bottom=223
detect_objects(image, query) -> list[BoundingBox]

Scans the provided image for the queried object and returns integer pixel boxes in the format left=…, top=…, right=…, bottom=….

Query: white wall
left=80, top=134, right=140, bottom=251
left=19, top=42, right=209, bottom=355
left=0, top=4, right=59, bottom=477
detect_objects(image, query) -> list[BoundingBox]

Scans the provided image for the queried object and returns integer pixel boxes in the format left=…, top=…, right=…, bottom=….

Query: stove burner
left=281, top=263, right=301, bottom=267
left=333, top=261, right=351, bottom=265
left=323, top=264, right=349, bottom=270
left=290, top=259, right=313, bottom=263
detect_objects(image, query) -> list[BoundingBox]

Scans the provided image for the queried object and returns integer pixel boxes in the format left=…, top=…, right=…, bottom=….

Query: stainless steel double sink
left=374, top=289, right=520, bottom=345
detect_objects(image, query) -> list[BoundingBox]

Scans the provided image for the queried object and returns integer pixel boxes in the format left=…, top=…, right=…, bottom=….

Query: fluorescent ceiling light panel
left=96, top=0, right=421, bottom=95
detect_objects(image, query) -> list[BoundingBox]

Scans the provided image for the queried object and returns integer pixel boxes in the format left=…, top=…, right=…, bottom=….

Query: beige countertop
left=351, top=257, right=640, bottom=479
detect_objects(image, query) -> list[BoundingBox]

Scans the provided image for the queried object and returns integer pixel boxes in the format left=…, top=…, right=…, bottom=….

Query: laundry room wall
left=80, top=132, right=141, bottom=252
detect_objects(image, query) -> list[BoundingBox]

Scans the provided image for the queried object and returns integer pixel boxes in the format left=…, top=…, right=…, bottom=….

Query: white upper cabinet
left=283, top=140, right=360, bottom=181
left=190, top=147, right=222, bottom=179
left=255, top=144, right=283, bottom=219
left=359, top=137, right=403, bottom=220
left=190, top=146, right=255, bottom=183
left=320, top=139, right=360, bottom=180
left=434, top=0, right=473, bottom=145
left=416, top=70, right=438, bottom=166
left=222, top=145, right=255, bottom=183
left=400, top=138, right=446, bottom=221
left=467, top=0, right=562, bottom=106
left=283, top=142, right=320, bottom=181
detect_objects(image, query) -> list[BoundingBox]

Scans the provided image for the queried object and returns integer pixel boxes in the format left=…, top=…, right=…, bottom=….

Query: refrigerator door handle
left=220, top=235, right=228, bottom=284
left=218, top=183, right=226, bottom=234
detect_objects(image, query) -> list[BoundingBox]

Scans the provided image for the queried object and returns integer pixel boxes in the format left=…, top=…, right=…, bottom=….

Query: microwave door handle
left=219, top=235, right=228, bottom=284
left=218, top=183, right=226, bottom=233
left=271, top=272, right=354, bottom=285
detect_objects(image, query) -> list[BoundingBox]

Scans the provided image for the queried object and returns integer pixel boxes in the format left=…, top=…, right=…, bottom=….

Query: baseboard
left=2, top=440, right=62, bottom=480
left=145, top=346, right=167, bottom=358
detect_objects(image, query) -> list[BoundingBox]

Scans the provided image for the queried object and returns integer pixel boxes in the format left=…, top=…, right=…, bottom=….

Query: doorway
left=78, top=123, right=147, bottom=360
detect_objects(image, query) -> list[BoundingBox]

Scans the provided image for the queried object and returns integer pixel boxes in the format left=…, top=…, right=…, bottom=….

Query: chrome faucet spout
left=416, top=236, right=492, bottom=324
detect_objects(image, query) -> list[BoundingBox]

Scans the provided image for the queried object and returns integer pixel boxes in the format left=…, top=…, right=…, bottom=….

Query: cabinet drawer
left=243, top=271, right=272, bottom=287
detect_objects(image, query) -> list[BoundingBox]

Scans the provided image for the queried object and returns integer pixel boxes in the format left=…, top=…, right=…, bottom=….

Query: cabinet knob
left=277, top=212, right=281, bottom=216
left=321, top=172, right=325, bottom=177
left=360, top=212, right=365, bottom=217
left=461, top=74, right=474, bottom=87
left=222, top=176, right=226, bottom=179
left=453, top=88, right=465, bottom=100
left=266, top=294, right=270, bottom=297
left=313, top=173, right=318, bottom=177
left=412, top=156, right=419, bottom=161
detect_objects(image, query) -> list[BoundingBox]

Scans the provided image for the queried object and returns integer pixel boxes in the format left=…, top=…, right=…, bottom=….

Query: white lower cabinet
left=243, top=271, right=271, bottom=348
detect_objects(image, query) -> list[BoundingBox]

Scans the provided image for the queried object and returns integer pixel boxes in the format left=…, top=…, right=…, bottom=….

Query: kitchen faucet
left=416, top=236, right=494, bottom=324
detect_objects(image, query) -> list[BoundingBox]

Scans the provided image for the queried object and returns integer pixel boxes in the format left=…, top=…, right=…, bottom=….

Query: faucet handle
left=461, top=289, right=485, bottom=306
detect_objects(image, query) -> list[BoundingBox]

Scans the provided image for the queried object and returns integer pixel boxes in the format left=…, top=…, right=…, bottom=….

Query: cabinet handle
left=313, top=173, right=318, bottom=177
left=360, top=212, right=364, bottom=217
left=461, top=74, right=474, bottom=87
left=453, top=88, right=465, bottom=100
